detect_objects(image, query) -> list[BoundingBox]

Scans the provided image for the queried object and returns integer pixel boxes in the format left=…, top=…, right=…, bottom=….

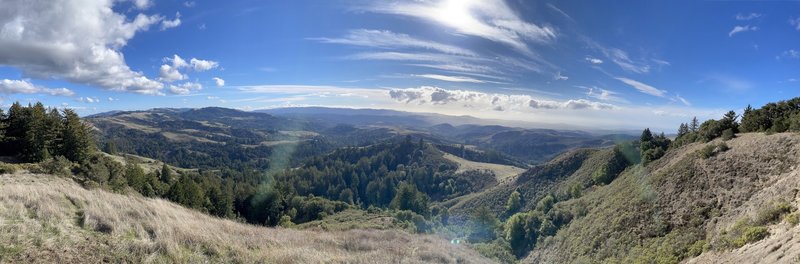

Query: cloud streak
left=313, top=29, right=477, bottom=56
left=615, top=77, right=667, bottom=97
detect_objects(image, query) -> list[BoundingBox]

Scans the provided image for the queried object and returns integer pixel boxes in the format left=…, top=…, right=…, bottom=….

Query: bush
left=785, top=213, right=800, bottom=226
left=687, top=239, right=708, bottom=257
left=755, top=200, right=794, bottom=225
left=733, top=226, right=769, bottom=248
left=698, top=143, right=729, bottom=159
left=473, top=240, right=516, bottom=264
left=721, top=129, right=736, bottom=141
left=0, top=163, right=18, bottom=174
left=40, top=156, right=73, bottom=176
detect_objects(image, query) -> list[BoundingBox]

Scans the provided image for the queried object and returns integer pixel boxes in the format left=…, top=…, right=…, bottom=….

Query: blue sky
left=1, top=0, right=800, bottom=130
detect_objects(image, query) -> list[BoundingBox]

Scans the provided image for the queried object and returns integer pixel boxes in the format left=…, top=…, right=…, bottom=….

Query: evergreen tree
left=390, top=182, right=430, bottom=216
left=690, top=116, right=699, bottom=132
left=159, top=163, right=173, bottom=183
left=60, top=109, right=92, bottom=162
left=468, top=206, right=500, bottom=243
left=640, top=128, right=653, bottom=143
left=677, top=123, right=689, bottom=138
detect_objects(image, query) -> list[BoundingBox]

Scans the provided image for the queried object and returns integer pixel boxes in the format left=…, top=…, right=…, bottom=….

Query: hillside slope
left=525, top=133, right=800, bottom=263
left=0, top=173, right=489, bottom=263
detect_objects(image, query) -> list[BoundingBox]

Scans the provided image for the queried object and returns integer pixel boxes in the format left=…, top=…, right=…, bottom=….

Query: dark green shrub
left=721, top=128, right=735, bottom=141
left=733, top=226, right=768, bottom=248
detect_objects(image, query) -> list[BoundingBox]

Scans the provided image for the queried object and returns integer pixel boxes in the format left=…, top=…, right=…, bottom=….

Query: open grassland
left=0, top=173, right=489, bottom=264
left=442, top=153, right=525, bottom=180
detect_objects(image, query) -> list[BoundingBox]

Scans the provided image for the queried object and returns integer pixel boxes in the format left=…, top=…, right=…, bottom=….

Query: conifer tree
left=60, top=109, right=93, bottom=162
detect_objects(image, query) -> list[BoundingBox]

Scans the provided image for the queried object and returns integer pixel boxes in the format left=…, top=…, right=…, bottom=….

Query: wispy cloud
left=579, top=86, right=628, bottom=103
left=554, top=72, right=569, bottom=81
left=729, top=25, right=758, bottom=37
left=361, top=0, right=555, bottom=55
left=674, top=95, right=691, bottom=106
left=312, top=29, right=477, bottom=56
left=735, top=13, right=762, bottom=21
left=587, top=41, right=654, bottom=74
left=414, top=74, right=486, bottom=83
left=790, top=17, right=800, bottom=30
left=778, top=49, right=800, bottom=60
left=585, top=56, right=603, bottom=65
left=615, top=77, right=667, bottom=97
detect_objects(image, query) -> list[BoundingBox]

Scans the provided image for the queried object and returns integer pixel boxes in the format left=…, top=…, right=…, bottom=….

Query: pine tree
left=160, top=163, right=173, bottom=183
left=640, top=128, right=653, bottom=143
left=60, top=109, right=92, bottom=162
left=690, top=117, right=699, bottom=132
left=677, top=123, right=689, bottom=138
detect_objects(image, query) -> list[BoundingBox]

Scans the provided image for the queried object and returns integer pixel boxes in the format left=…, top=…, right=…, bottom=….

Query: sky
left=1, top=0, right=800, bottom=131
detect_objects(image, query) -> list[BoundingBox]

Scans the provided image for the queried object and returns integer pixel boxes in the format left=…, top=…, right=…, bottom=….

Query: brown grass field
left=0, top=173, right=489, bottom=263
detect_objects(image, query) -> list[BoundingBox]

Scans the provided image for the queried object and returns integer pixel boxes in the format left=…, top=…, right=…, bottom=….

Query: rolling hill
left=0, top=172, right=489, bottom=263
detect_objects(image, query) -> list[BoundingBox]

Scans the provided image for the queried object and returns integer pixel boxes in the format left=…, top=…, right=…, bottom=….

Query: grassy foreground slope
left=525, top=133, right=800, bottom=263
left=0, top=173, right=489, bottom=264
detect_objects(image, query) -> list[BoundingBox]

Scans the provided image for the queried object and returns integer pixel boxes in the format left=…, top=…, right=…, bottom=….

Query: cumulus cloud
left=159, top=55, right=189, bottom=82
left=729, top=25, right=758, bottom=37
left=313, top=29, right=476, bottom=56
left=615, top=77, right=667, bottom=97
left=389, top=86, right=613, bottom=111
left=212, top=77, right=225, bottom=87
left=0, top=79, right=74, bottom=96
left=363, top=0, right=556, bottom=54
left=0, top=0, right=165, bottom=94
left=190, top=58, right=219, bottom=71
left=161, top=12, right=182, bottom=30
left=159, top=55, right=219, bottom=82
left=168, top=82, right=203, bottom=95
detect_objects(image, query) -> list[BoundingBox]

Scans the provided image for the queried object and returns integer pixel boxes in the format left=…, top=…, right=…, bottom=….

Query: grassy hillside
left=524, top=133, right=800, bottom=263
left=0, top=173, right=489, bottom=263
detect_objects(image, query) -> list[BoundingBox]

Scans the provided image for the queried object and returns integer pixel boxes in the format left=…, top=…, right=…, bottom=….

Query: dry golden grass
left=0, top=173, right=489, bottom=263
left=442, top=153, right=525, bottom=180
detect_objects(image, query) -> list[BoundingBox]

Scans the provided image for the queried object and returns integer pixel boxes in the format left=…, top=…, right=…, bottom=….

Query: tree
left=390, top=183, right=430, bottom=216
left=640, top=128, right=653, bottom=143
left=60, top=109, right=93, bottom=162
left=159, top=163, right=173, bottom=183
left=468, top=206, right=500, bottom=243
left=690, top=117, right=699, bottom=132
left=677, top=123, right=689, bottom=138
left=721, top=110, right=739, bottom=133
left=505, top=190, right=522, bottom=215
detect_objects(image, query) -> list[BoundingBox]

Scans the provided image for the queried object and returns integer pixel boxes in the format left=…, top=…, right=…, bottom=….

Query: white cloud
left=363, top=0, right=556, bottom=54
left=168, top=82, right=203, bottom=95
left=780, top=49, right=800, bottom=59
left=77, top=97, right=100, bottom=103
left=729, top=25, right=758, bottom=37
left=581, top=86, right=628, bottom=103
left=133, top=0, right=152, bottom=9
left=108, top=97, right=117, bottom=101
left=414, top=74, right=485, bottom=83
left=159, top=55, right=189, bottom=82
left=388, top=86, right=613, bottom=110
left=585, top=56, right=603, bottom=64
left=587, top=41, right=653, bottom=74
left=736, top=13, right=762, bottom=21
left=161, top=12, right=182, bottom=30
left=674, top=95, right=691, bottom=106
left=314, top=29, right=476, bottom=56
left=212, top=77, right=225, bottom=87
left=554, top=72, right=568, bottom=81
left=190, top=58, right=219, bottom=71
left=0, top=79, right=74, bottom=96
left=0, top=0, right=165, bottom=95
left=159, top=55, right=219, bottom=82
left=790, top=18, right=800, bottom=30
left=183, top=1, right=196, bottom=7
left=615, top=77, right=667, bottom=97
